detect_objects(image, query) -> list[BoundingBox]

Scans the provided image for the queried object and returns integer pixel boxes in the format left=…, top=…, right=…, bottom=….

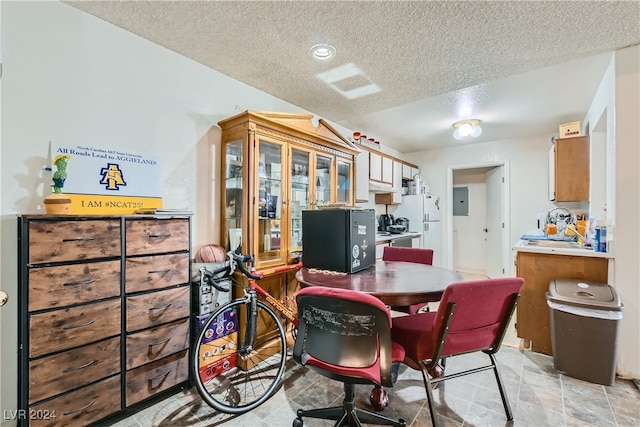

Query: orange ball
left=195, top=244, right=227, bottom=263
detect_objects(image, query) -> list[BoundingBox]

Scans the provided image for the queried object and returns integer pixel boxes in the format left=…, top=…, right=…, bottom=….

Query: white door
left=486, top=166, right=504, bottom=277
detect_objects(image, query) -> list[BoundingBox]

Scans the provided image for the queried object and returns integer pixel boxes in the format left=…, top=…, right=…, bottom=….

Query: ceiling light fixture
left=452, top=119, right=482, bottom=140
left=309, top=44, right=336, bottom=61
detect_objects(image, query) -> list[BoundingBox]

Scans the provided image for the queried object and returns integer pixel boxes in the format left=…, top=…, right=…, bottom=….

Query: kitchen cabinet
left=355, top=149, right=370, bottom=202
left=549, top=136, right=590, bottom=202
left=374, top=160, right=403, bottom=205
left=382, top=156, right=393, bottom=184
left=402, top=163, right=419, bottom=180
left=219, top=111, right=359, bottom=271
left=369, top=151, right=382, bottom=182
left=392, top=161, right=403, bottom=204
left=369, top=151, right=393, bottom=185
left=17, top=215, right=191, bottom=426
left=515, top=251, right=607, bottom=355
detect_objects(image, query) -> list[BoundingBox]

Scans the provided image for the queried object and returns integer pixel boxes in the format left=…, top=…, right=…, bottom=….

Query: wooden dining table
left=295, top=259, right=464, bottom=306
left=295, top=259, right=464, bottom=411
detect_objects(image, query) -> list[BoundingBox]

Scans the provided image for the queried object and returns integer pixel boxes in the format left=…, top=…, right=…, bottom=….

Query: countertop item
left=375, top=231, right=421, bottom=245
left=386, top=224, right=407, bottom=234
left=513, top=239, right=613, bottom=258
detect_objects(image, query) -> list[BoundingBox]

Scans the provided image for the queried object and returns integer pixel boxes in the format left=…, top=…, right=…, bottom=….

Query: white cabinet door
left=355, top=150, right=370, bottom=202
left=369, top=152, right=382, bottom=181
left=392, top=161, right=403, bottom=203
left=402, top=163, right=412, bottom=180
left=382, top=156, right=393, bottom=184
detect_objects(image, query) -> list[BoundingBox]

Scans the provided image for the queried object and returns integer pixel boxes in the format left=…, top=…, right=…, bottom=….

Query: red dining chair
left=391, top=277, right=524, bottom=427
left=292, top=286, right=407, bottom=427
left=382, top=246, right=434, bottom=314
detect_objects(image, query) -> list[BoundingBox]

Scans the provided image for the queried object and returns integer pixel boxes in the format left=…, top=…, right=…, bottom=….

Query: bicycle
left=192, top=250, right=302, bottom=414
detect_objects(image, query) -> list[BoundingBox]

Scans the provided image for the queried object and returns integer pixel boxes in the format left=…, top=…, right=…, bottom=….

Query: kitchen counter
left=513, top=239, right=613, bottom=258
left=513, top=238, right=611, bottom=355
left=375, top=231, right=421, bottom=245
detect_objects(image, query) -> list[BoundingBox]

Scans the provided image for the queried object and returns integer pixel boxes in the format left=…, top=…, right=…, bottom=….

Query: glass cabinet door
left=225, top=140, right=243, bottom=252
left=336, top=159, right=352, bottom=204
left=256, top=140, right=284, bottom=263
left=315, top=155, right=332, bottom=207
left=290, top=149, right=310, bottom=253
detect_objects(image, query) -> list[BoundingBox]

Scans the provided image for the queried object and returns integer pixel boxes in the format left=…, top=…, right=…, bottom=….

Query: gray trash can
left=546, top=279, right=623, bottom=386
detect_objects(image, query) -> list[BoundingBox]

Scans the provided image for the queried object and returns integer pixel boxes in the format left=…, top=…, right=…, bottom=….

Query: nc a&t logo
left=100, top=163, right=127, bottom=190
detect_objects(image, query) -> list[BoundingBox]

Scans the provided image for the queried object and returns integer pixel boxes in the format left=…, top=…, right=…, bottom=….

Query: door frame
left=445, top=161, right=510, bottom=275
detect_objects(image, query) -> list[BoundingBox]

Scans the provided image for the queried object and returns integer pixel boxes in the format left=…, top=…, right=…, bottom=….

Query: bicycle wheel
left=192, top=298, right=287, bottom=414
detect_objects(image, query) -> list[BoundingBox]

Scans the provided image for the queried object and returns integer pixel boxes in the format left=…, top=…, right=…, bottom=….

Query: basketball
left=195, top=244, right=228, bottom=263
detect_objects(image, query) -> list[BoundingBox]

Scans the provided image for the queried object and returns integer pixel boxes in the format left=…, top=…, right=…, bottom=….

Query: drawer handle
left=63, top=320, right=96, bottom=330
left=63, top=279, right=96, bottom=287
left=149, top=370, right=171, bottom=383
left=148, top=269, right=171, bottom=274
left=63, top=359, right=96, bottom=373
left=148, top=233, right=171, bottom=238
left=149, top=303, right=172, bottom=311
left=63, top=400, right=95, bottom=416
left=150, top=337, right=171, bottom=347
left=61, top=237, right=96, bottom=242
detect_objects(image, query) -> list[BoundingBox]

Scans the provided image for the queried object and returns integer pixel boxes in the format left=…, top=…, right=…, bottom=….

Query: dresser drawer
left=125, top=253, right=189, bottom=294
left=126, top=318, right=189, bottom=370
left=125, top=218, right=189, bottom=256
left=29, top=337, right=120, bottom=404
left=29, top=375, right=121, bottom=427
left=126, top=286, right=190, bottom=332
left=125, top=349, right=188, bottom=407
left=28, top=219, right=121, bottom=264
left=29, top=299, right=121, bottom=358
left=28, top=260, right=121, bottom=311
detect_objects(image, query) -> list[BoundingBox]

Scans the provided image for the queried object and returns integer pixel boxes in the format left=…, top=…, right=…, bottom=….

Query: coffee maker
left=378, top=214, right=394, bottom=231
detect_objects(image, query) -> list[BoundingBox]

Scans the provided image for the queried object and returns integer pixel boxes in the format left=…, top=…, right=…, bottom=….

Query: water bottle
left=594, top=220, right=607, bottom=252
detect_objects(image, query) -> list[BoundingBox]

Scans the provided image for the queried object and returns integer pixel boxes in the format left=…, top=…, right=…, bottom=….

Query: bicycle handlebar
left=229, top=252, right=262, bottom=281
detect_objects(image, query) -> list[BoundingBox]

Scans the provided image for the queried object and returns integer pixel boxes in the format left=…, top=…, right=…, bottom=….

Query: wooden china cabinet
left=218, top=111, right=359, bottom=272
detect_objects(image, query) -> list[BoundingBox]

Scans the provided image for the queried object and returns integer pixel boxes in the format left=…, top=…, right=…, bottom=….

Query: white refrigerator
left=394, top=194, right=442, bottom=266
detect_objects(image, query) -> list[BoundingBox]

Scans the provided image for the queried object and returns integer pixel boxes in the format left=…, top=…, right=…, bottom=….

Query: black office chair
left=293, top=286, right=407, bottom=427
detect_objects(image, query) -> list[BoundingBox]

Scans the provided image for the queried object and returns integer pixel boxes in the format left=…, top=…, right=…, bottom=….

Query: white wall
left=408, top=134, right=558, bottom=275
left=610, top=46, right=639, bottom=380
left=0, top=1, right=354, bottom=421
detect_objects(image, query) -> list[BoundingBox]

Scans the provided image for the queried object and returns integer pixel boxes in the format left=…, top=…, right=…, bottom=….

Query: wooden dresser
left=17, top=215, right=191, bottom=426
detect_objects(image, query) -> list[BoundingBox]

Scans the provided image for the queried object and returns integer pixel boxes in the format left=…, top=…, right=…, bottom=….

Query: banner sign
left=50, top=142, right=163, bottom=214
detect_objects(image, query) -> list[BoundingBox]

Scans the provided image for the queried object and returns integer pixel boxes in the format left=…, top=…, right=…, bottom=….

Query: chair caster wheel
left=293, top=417, right=303, bottom=427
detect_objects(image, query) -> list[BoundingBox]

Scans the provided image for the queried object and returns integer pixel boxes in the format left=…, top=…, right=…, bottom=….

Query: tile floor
left=105, top=271, right=639, bottom=427
left=106, top=346, right=639, bottom=427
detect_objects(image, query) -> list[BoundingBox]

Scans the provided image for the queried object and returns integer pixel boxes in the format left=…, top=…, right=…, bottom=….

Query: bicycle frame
left=245, top=261, right=302, bottom=325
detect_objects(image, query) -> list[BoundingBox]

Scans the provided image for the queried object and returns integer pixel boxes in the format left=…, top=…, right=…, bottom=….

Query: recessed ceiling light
left=309, top=44, right=336, bottom=61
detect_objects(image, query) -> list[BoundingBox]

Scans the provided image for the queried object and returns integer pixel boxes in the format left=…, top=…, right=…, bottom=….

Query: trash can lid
left=547, top=279, right=622, bottom=310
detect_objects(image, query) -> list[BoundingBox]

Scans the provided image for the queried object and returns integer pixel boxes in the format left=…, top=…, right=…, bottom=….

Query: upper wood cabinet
left=219, top=111, right=359, bottom=270
left=549, top=136, right=590, bottom=202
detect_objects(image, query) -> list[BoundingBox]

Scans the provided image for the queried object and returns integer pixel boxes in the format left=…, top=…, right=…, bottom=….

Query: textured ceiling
left=64, top=1, right=640, bottom=153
